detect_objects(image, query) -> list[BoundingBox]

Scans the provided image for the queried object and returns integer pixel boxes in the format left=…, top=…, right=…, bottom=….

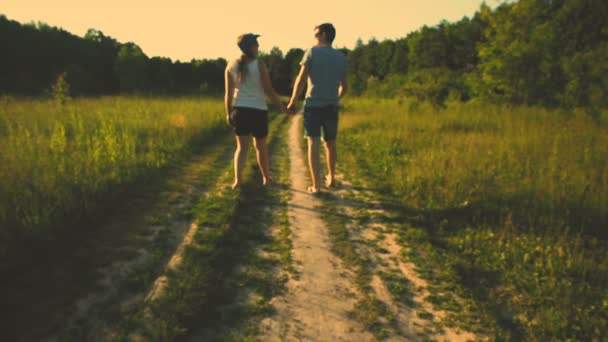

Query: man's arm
left=339, top=75, right=348, bottom=98
left=339, top=57, right=348, bottom=98
left=287, top=64, right=309, bottom=114
left=224, top=66, right=234, bottom=127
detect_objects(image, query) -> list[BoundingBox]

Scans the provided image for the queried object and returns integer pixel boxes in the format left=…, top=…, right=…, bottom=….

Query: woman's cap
left=237, top=33, right=260, bottom=54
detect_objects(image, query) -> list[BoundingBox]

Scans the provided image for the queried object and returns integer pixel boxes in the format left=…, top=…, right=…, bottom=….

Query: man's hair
left=316, top=23, right=336, bottom=43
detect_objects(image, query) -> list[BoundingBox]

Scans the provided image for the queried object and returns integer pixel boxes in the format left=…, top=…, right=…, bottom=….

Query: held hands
left=287, top=100, right=298, bottom=115
left=278, top=102, right=288, bottom=114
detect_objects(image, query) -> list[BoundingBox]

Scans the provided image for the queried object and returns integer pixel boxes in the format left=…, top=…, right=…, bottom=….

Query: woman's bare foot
left=307, top=186, right=321, bottom=194
left=231, top=180, right=241, bottom=190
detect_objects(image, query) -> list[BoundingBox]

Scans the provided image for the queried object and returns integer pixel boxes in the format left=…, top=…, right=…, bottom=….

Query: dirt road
left=260, top=115, right=374, bottom=341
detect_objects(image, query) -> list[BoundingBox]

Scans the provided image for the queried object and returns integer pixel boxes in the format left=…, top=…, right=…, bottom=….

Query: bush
left=364, top=69, right=471, bottom=107
left=51, top=72, right=71, bottom=105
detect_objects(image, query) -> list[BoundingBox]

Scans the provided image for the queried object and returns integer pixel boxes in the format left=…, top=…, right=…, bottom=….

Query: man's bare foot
left=307, top=186, right=321, bottom=194
left=324, top=175, right=335, bottom=188
left=231, top=181, right=241, bottom=190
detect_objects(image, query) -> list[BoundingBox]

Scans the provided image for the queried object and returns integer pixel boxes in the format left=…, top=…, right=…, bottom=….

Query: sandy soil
left=332, top=176, right=482, bottom=342
left=260, top=115, right=375, bottom=342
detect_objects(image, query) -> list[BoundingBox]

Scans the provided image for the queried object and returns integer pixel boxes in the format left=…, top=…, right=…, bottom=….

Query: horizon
left=0, top=0, right=501, bottom=62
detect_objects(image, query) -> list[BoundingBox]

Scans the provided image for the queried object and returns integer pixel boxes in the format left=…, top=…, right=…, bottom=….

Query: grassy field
left=2, top=98, right=294, bottom=341
left=0, top=97, right=225, bottom=265
left=338, top=98, right=608, bottom=341
left=3, top=94, right=607, bottom=340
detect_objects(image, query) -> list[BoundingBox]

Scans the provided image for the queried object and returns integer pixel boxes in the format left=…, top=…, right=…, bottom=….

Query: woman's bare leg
left=233, top=135, right=251, bottom=189
left=253, top=136, right=272, bottom=185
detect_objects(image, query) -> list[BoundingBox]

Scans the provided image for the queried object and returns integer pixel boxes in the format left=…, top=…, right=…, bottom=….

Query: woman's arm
left=259, top=61, right=286, bottom=112
left=224, top=66, right=234, bottom=126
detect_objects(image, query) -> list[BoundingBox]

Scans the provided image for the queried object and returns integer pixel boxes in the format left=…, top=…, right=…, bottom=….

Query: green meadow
left=339, top=98, right=608, bottom=340
left=2, top=95, right=605, bottom=340
left=0, top=97, right=224, bottom=262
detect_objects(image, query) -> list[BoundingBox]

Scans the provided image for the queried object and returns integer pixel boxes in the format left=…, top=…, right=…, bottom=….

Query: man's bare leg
left=324, top=139, right=337, bottom=187
left=307, top=136, right=321, bottom=192
left=233, top=135, right=250, bottom=189
left=253, top=136, right=273, bottom=185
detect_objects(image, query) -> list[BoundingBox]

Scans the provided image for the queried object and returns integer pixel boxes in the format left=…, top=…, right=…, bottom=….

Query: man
left=287, top=23, right=348, bottom=193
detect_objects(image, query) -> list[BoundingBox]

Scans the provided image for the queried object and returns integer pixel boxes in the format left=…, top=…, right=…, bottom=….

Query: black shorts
left=230, top=107, right=269, bottom=138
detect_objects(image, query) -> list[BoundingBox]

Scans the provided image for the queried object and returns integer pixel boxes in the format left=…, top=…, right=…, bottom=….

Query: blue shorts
left=303, top=105, right=339, bottom=141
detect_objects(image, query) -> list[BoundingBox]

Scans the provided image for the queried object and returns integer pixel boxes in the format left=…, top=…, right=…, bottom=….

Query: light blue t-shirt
left=300, top=46, right=347, bottom=108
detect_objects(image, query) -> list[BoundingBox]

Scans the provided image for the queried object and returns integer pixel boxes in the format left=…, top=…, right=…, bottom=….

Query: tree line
left=350, top=0, right=607, bottom=110
left=1, top=0, right=607, bottom=109
left=0, top=16, right=227, bottom=96
left=0, top=14, right=307, bottom=97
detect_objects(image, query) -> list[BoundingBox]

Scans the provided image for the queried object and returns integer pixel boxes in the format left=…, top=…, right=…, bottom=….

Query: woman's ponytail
left=237, top=54, right=248, bottom=82
left=237, top=47, right=257, bottom=82
left=235, top=33, right=259, bottom=82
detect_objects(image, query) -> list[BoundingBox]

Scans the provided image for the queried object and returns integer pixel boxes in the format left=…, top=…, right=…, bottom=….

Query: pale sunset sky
left=0, top=0, right=501, bottom=61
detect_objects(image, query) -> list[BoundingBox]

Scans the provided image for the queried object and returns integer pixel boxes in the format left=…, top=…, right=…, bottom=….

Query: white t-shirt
left=228, top=59, right=268, bottom=111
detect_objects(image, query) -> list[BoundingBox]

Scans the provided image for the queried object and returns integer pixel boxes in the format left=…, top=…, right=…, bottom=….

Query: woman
left=225, top=33, right=286, bottom=189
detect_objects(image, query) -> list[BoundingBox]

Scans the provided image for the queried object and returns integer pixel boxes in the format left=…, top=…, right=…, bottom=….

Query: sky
left=0, top=0, right=501, bottom=62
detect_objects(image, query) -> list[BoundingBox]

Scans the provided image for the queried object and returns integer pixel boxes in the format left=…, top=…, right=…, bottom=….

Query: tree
left=148, top=57, right=175, bottom=93
left=260, top=47, right=289, bottom=94
left=562, top=42, right=608, bottom=109
left=475, top=0, right=608, bottom=106
left=284, top=48, right=305, bottom=93
left=347, top=45, right=366, bottom=95
left=408, top=24, right=448, bottom=70
left=444, top=15, right=484, bottom=70
left=359, top=38, right=379, bottom=77
left=376, top=40, right=395, bottom=78
left=389, top=38, right=409, bottom=75
left=114, top=43, right=149, bottom=93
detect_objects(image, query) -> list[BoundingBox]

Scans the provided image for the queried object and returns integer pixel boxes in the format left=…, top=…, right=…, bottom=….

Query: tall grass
left=339, top=98, right=608, bottom=340
left=0, top=97, right=224, bottom=262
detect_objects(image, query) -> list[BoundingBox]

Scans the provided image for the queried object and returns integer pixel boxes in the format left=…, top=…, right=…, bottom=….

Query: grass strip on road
left=133, top=113, right=293, bottom=341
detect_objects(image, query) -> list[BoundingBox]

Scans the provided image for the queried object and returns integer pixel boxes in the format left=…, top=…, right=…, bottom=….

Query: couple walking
left=224, top=23, right=347, bottom=194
